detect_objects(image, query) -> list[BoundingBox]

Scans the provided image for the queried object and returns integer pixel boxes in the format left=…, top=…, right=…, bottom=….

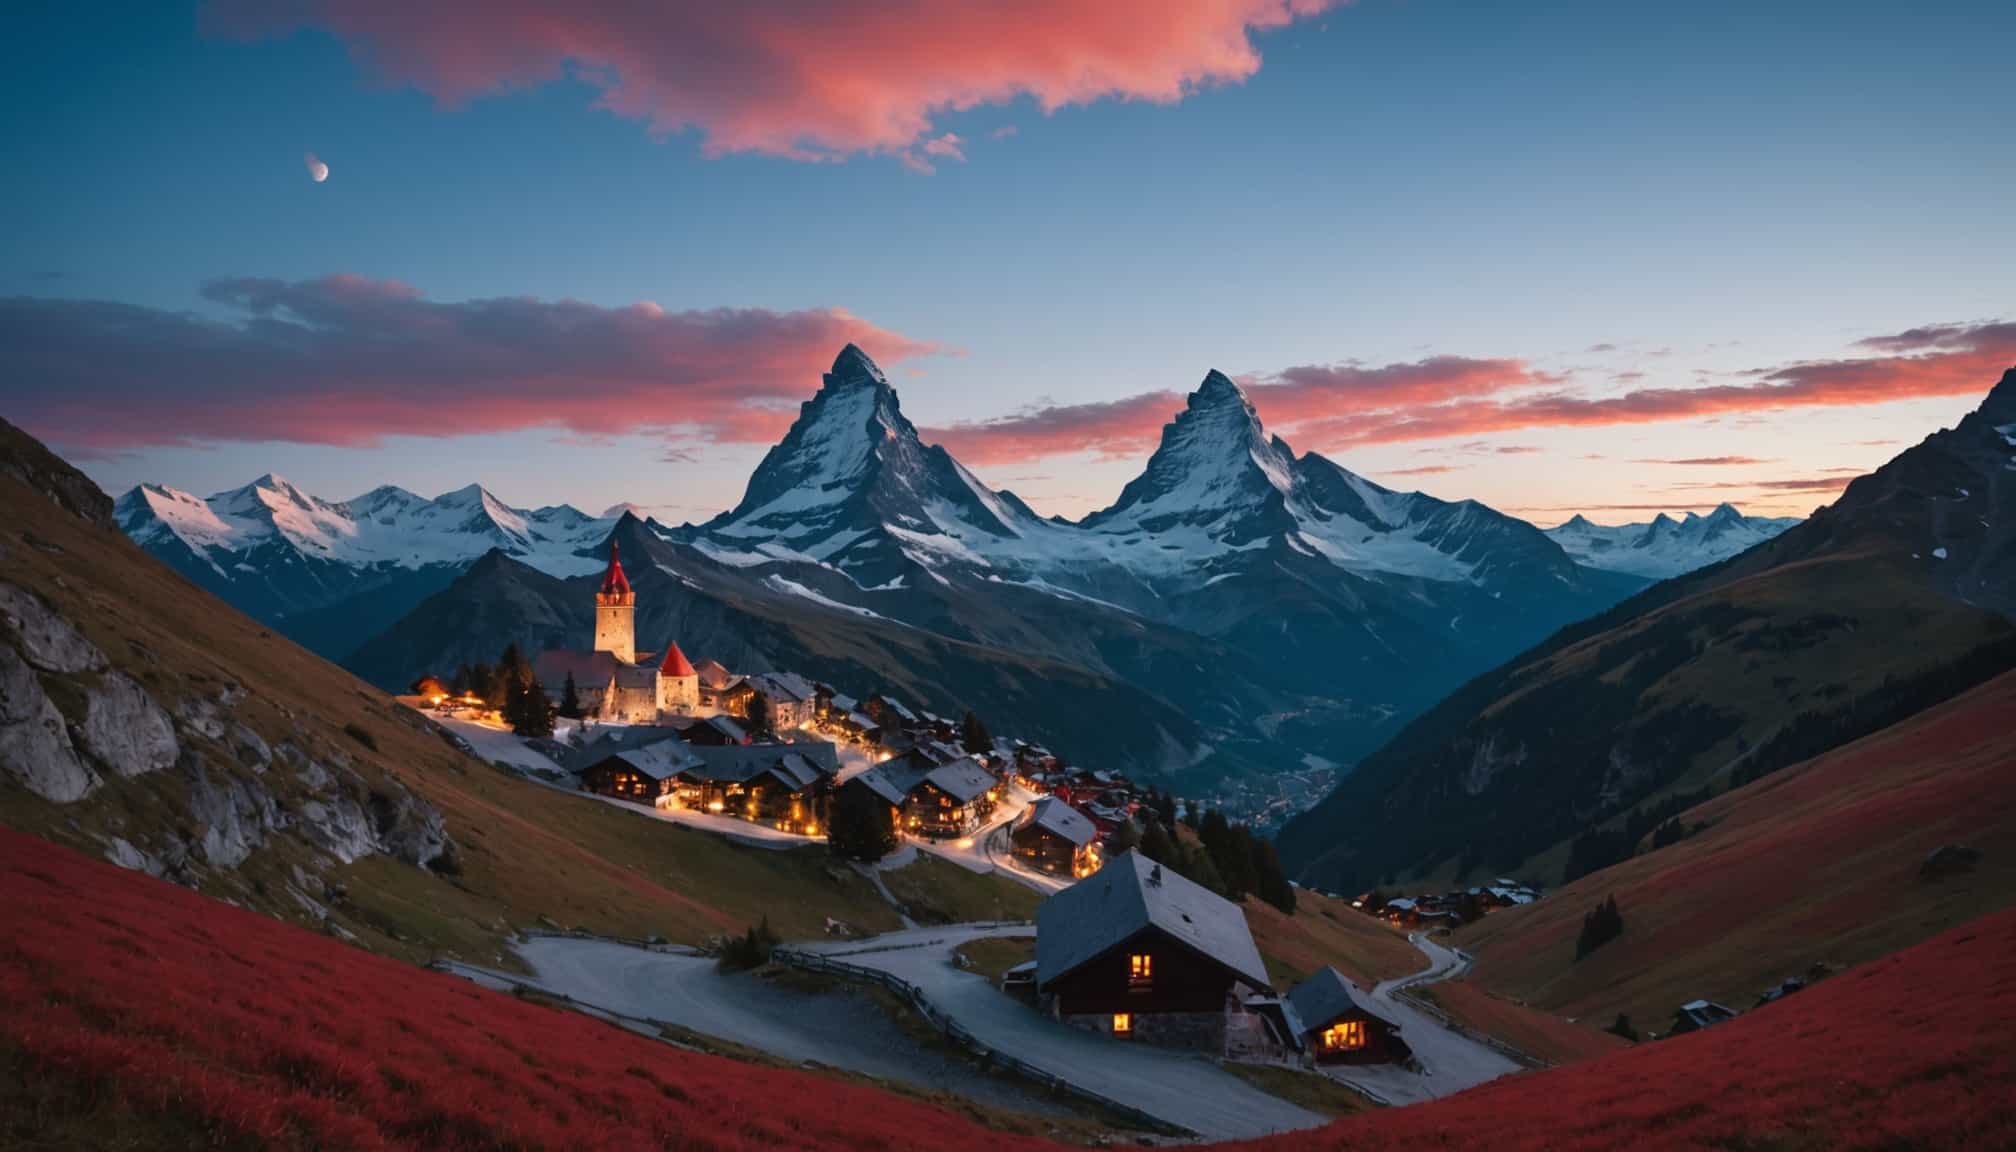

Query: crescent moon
left=306, top=153, right=329, bottom=183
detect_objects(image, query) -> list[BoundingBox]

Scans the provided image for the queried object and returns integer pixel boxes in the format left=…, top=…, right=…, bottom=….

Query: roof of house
left=829, top=693, right=858, bottom=713
left=658, top=642, right=697, bottom=678
left=692, top=714, right=748, bottom=743
left=533, top=650, right=623, bottom=694
left=921, top=759, right=997, bottom=804
left=588, top=739, right=705, bottom=781
left=868, top=694, right=919, bottom=725
left=564, top=725, right=693, bottom=772
left=1017, top=796, right=1096, bottom=847
left=1035, top=851, right=1269, bottom=991
left=903, top=739, right=970, bottom=768
left=693, top=659, right=736, bottom=689
left=839, top=711, right=879, bottom=732
left=849, top=763, right=914, bottom=807
left=1287, top=966, right=1397, bottom=1034
left=750, top=671, right=818, bottom=703
left=683, top=742, right=839, bottom=790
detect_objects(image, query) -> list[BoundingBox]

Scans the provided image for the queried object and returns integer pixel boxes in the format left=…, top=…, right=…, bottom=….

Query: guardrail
left=771, top=945, right=1185, bottom=1136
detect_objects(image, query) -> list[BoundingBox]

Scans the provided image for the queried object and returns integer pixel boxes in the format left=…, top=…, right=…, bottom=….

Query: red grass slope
left=5, top=826, right=2014, bottom=1151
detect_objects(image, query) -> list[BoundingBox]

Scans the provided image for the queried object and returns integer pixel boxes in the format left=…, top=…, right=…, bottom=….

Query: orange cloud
left=207, top=1, right=1341, bottom=163
left=0, top=277, right=938, bottom=452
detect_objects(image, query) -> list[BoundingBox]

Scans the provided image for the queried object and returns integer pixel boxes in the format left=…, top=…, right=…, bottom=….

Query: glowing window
left=1112, top=1013, right=1132, bottom=1035
left=1128, top=954, right=1153, bottom=985
left=1322, top=1021, right=1367, bottom=1051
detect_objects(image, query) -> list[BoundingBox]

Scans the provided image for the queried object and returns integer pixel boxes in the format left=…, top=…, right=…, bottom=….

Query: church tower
left=593, top=539, right=636, bottom=663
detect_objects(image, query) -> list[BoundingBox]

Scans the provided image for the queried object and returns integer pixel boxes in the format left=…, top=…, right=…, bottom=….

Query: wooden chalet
left=1011, top=796, right=1100, bottom=877
left=862, top=693, right=920, bottom=732
left=678, top=714, right=750, bottom=747
left=838, top=750, right=999, bottom=839
left=1285, top=966, right=1411, bottom=1066
left=580, top=739, right=706, bottom=808
left=747, top=671, right=818, bottom=730
left=671, top=742, right=840, bottom=834
left=1035, top=851, right=1274, bottom=1054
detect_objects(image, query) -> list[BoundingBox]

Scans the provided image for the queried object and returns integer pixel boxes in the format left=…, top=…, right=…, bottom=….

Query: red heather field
left=5, top=827, right=2015, bottom=1151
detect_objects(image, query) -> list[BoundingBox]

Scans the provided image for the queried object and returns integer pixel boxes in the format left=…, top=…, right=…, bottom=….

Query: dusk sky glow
left=5, top=1, right=2012, bottom=525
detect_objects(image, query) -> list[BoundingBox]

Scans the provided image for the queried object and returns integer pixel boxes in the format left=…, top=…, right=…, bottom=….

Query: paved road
left=807, top=925, right=1326, bottom=1140
left=451, top=936, right=1083, bottom=1119
left=1322, top=932, right=1524, bottom=1105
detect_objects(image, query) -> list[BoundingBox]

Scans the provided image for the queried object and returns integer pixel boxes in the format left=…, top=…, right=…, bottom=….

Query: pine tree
left=1108, top=817, right=1143, bottom=855
left=828, top=786, right=899, bottom=862
left=1576, top=895, right=1625, bottom=960
left=1138, top=818, right=1176, bottom=865
left=558, top=672, right=584, bottom=720
left=744, top=692, right=772, bottom=737
left=512, top=677, right=555, bottom=738
left=960, top=710, right=992, bottom=755
left=1252, top=837, right=1297, bottom=914
left=448, top=665, right=471, bottom=697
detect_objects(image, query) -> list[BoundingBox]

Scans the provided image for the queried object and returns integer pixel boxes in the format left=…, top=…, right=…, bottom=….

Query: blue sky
left=4, top=0, right=2012, bottom=523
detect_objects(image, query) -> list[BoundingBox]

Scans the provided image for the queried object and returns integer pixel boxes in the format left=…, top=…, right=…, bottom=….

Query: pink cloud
left=207, top=1, right=1340, bottom=162
left=0, top=276, right=938, bottom=452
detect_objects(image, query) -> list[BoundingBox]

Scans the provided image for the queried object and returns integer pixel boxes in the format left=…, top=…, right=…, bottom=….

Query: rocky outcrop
left=80, top=670, right=178, bottom=778
left=184, top=750, right=283, bottom=869
left=0, top=582, right=104, bottom=675
left=0, top=641, right=97, bottom=802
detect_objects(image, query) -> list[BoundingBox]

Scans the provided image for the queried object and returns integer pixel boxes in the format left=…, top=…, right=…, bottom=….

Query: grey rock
left=369, top=784, right=451, bottom=869
left=0, top=641, right=98, bottom=802
left=183, top=750, right=279, bottom=869
left=177, top=696, right=227, bottom=742
left=229, top=723, right=272, bottom=772
left=298, top=794, right=380, bottom=864
left=80, top=670, right=178, bottom=778
left=0, top=582, right=105, bottom=674
left=102, top=836, right=162, bottom=875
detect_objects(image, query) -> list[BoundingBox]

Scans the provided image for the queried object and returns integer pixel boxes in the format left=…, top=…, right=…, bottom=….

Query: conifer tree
left=558, top=672, right=584, bottom=720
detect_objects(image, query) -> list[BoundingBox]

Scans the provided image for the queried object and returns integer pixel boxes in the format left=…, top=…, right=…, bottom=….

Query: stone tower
left=593, top=539, right=636, bottom=663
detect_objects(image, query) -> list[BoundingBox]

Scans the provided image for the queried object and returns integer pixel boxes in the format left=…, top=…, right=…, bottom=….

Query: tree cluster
left=1133, top=805, right=1296, bottom=915
left=1575, top=895, right=1624, bottom=961
left=717, top=916, right=780, bottom=971
left=449, top=643, right=555, bottom=738
left=827, top=785, right=899, bottom=863
left=960, top=710, right=992, bottom=755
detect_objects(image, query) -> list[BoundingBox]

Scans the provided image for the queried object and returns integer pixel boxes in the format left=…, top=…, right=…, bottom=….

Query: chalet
left=831, top=710, right=879, bottom=743
left=580, top=739, right=707, bottom=807
left=900, top=757, right=998, bottom=837
left=1669, top=1000, right=1739, bottom=1035
left=1011, top=796, right=1100, bottom=877
left=1285, top=967, right=1411, bottom=1066
left=748, top=671, right=819, bottom=730
left=678, top=714, right=750, bottom=747
left=670, top=742, right=840, bottom=834
left=694, top=660, right=742, bottom=707
left=863, top=694, right=920, bottom=732
left=1035, top=851, right=1273, bottom=1054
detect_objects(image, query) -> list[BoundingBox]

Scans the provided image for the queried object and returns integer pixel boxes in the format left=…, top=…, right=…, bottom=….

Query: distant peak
left=1706, top=502, right=1742, bottom=521
left=1983, top=366, right=2016, bottom=422
left=1192, top=369, right=1247, bottom=407
left=826, top=343, right=889, bottom=389
left=1562, top=514, right=1594, bottom=529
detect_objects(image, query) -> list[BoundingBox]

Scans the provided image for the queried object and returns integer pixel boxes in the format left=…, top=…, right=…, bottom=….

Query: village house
left=579, top=739, right=706, bottom=807
left=1669, top=999, right=1740, bottom=1035
left=841, top=752, right=999, bottom=840
left=1011, top=796, right=1100, bottom=878
left=862, top=693, right=920, bottom=733
left=747, top=672, right=818, bottom=731
left=1035, top=851, right=1274, bottom=1055
left=532, top=541, right=701, bottom=723
left=676, top=714, right=750, bottom=747
left=1285, top=967, right=1412, bottom=1066
left=669, top=743, right=838, bottom=834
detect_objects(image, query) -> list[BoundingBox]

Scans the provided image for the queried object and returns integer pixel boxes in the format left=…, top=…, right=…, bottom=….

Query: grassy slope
left=1245, top=887, right=1424, bottom=989
left=1455, top=669, right=2016, bottom=1029
left=1410, top=981, right=1631, bottom=1066
left=880, top=854, right=1044, bottom=925
left=0, top=465, right=1058, bottom=967
left=7, top=825, right=2014, bottom=1151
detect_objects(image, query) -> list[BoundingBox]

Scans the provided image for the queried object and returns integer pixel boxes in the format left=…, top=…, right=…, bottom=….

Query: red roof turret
left=598, top=539, right=632, bottom=600
left=658, top=641, right=696, bottom=678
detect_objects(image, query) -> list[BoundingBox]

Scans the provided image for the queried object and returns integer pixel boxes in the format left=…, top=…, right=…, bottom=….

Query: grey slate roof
left=922, top=759, right=996, bottom=804
left=850, top=763, right=915, bottom=807
left=749, top=671, right=817, bottom=703
left=565, top=725, right=694, bottom=772
left=1035, top=850, right=1269, bottom=991
left=603, top=740, right=707, bottom=781
left=684, top=742, right=839, bottom=788
left=1286, top=966, right=1397, bottom=1034
left=1018, top=796, right=1096, bottom=847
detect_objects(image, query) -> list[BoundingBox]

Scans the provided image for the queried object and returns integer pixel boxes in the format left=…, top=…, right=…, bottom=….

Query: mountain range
left=116, top=345, right=1796, bottom=785
left=1278, top=367, right=2016, bottom=891
left=1545, top=505, right=1801, bottom=580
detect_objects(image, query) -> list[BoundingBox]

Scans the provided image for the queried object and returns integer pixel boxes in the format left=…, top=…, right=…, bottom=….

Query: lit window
left=1322, top=1021, right=1367, bottom=1051
left=1112, top=1013, right=1132, bottom=1035
left=1128, top=954, right=1153, bottom=985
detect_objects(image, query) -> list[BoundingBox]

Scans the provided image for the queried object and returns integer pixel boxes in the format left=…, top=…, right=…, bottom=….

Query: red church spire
left=658, top=641, right=696, bottom=678
left=597, top=539, right=633, bottom=602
